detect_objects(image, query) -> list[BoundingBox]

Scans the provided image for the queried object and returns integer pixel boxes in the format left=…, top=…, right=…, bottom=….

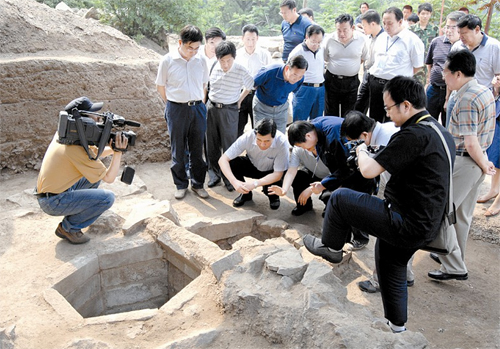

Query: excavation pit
left=47, top=238, right=201, bottom=321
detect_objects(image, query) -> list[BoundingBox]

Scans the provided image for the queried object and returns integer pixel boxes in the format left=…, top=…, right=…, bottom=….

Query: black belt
left=170, top=100, right=203, bottom=106
left=210, top=101, right=237, bottom=109
left=34, top=191, right=60, bottom=198
left=371, top=75, right=389, bottom=84
left=302, top=82, right=324, bottom=87
left=456, top=151, right=470, bottom=157
left=328, top=72, right=357, bottom=80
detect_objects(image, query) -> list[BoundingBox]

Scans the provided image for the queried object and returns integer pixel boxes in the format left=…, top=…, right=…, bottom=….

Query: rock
left=210, top=250, right=242, bottom=281
left=122, top=199, right=180, bottom=236
left=84, top=7, right=99, bottom=20
left=257, top=219, right=289, bottom=238
left=55, top=2, right=72, bottom=12
left=0, top=325, right=16, bottom=349
left=265, top=248, right=307, bottom=280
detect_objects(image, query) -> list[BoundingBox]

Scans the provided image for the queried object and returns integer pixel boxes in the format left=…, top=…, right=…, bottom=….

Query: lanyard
left=386, top=36, right=400, bottom=52
left=416, top=114, right=432, bottom=123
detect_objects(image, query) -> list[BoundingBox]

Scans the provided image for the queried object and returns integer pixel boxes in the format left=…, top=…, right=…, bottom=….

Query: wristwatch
left=253, top=180, right=259, bottom=188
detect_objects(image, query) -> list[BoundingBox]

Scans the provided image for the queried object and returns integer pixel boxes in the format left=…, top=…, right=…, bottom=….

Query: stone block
left=122, top=200, right=179, bottom=236
left=84, top=308, right=158, bottom=325
left=301, top=260, right=339, bottom=288
left=258, top=219, right=289, bottom=238
left=78, top=293, right=105, bottom=318
left=101, top=258, right=167, bottom=288
left=182, top=210, right=265, bottom=242
left=104, top=280, right=168, bottom=309
left=265, top=249, right=307, bottom=280
left=99, top=241, right=163, bottom=270
left=65, top=273, right=101, bottom=311
left=51, top=252, right=99, bottom=297
left=155, top=329, right=219, bottom=349
left=105, top=295, right=166, bottom=315
left=210, top=250, right=242, bottom=281
left=165, top=251, right=200, bottom=280
left=43, top=288, right=84, bottom=324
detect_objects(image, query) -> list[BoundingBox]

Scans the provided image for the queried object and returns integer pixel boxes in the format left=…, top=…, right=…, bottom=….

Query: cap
left=64, top=97, right=104, bottom=112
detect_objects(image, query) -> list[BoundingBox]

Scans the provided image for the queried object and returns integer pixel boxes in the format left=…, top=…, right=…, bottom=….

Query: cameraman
left=35, top=97, right=128, bottom=244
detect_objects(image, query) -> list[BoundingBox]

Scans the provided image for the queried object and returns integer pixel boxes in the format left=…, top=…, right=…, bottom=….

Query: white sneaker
left=174, top=189, right=187, bottom=199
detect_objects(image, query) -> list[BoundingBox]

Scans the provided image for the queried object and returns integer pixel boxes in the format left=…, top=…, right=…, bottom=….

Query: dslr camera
left=345, top=139, right=385, bottom=170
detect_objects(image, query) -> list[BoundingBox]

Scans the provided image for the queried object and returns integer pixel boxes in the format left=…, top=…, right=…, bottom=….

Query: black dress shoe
left=302, top=234, right=343, bottom=264
left=208, top=178, right=221, bottom=188
left=233, top=192, right=253, bottom=207
left=358, top=280, right=379, bottom=293
left=269, top=197, right=280, bottom=210
left=428, top=270, right=468, bottom=281
left=429, top=253, right=441, bottom=264
left=225, top=183, right=235, bottom=192
left=291, top=205, right=313, bottom=216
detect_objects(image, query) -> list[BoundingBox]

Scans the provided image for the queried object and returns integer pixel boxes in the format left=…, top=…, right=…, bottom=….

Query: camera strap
left=72, top=109, right=110, bottom=161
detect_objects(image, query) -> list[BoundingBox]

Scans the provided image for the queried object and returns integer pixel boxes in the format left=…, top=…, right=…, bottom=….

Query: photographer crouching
left=35, top=97, right=132, bottom=244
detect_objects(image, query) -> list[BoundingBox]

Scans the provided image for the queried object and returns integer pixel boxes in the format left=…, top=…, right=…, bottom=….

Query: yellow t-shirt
left=36, top=134, right=107, bottom=194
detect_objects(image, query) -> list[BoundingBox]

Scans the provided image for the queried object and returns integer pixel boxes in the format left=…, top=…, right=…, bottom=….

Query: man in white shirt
left=198, top=27, right=226, bottom=71
left=219, top=119, right=289, bottom=210
left=235, top=24, right=272, bottom=137
left=289, top=24, right=326, bottom=121
left=206, top=41, right=255, bottom=191
left=155, top=25, right=209, bottom=200
left=324, top=14, right=369, bottom=117
left=365, top=7, right=424, bottom=123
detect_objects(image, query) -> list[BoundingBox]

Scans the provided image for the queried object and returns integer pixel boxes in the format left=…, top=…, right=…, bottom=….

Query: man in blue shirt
left=253, top=55, right=308, bottom=134
left=280, top=0, right=312, bottom=62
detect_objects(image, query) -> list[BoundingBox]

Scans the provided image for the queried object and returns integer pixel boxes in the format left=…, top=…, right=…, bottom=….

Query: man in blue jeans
left=303, top=76, right=454, bottom=332
left=36, top=97, right=128, bottom=244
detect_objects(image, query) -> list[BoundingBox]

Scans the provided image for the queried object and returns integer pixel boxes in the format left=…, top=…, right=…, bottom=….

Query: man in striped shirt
left=206, top=41, right=255, bottom=191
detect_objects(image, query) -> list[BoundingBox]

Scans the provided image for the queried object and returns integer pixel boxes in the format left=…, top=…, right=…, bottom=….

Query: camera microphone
left=124, top=120, right=141, bottom=127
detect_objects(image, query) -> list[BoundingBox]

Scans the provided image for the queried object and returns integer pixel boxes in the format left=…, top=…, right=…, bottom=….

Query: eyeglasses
left=384, top=103, right=400, bottom=111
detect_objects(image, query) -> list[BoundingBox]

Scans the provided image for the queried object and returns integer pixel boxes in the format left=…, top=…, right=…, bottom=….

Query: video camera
left=57, top=97, right=141, bottom=160
left=345, top=139, right=385, bottom=170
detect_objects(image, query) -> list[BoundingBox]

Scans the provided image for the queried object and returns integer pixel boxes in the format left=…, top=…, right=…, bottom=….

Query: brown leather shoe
left=55, top=223, right=90, bottom=244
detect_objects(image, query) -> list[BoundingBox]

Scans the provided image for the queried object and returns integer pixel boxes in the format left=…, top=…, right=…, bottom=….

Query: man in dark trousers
left=302, top=76, right=455, bottom=333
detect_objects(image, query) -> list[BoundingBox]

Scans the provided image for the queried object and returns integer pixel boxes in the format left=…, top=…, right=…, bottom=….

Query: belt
left=34, top=191, right=59, bottom=198
left=211, top=101, right=237, bottom=109
left=170, top=100, right=203, bottom=106
left=456, top=151, right=470, bottom=157
left=302, top=82, right=324, bottom=87
left=328, top=71, right=357, bottom=80
left=371, top=75, right=389, bottom=84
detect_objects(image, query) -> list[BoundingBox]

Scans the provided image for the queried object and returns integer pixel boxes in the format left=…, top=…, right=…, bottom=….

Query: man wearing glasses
left=288, top=24, right=326, bottom=122
left=156, top=25, right=210, bottom=200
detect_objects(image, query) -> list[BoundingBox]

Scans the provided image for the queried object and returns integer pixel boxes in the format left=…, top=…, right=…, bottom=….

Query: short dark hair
left=417, top=2, right=433, bottom=13
left=298, top=7, right=314, bottom=18
left=254, top=118, right=277, bottom=138
left=403, top=5, right=413, bottom=12
left=383, top=7, right=404, bottom=21
left=242, top=24, right=259, bottom=36
left=446, top=50, right=476, bottom=77
left=288, top=121, right=315, bottom=145
left=205, top=27, right=226, bottom=41
left=447, top=11, right=465, bottom=22
left=180, top=25, right=203, bottom=44
left=361, top=9, right=380, bottom=25
left=280, top=0, right=296, bottom=10
left=383, top=76, right=426, bottom=109
left=335, top=13, right=354, bottom=26
left=360, top=2, right=369, bottom=8
left=215, top=41, right=236, bottom=59
left=288, top=54, right=308, bottom=70
left=306, top=24, right=325, bottom=38
left=457, top=14, right=482, bottom=30
left=408, top=13, right=419, bottom=23
left=341, top=111, right=376, bottom=139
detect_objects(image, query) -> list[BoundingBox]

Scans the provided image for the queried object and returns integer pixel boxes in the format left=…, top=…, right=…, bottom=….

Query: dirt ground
left=0, top=162, right=498, bottom=348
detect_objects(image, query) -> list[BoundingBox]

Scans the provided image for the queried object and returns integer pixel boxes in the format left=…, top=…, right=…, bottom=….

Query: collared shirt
left=281, top=15, right=312, bottom=61
left=324, top=30, right=368, bottom=76
left=199, top=45, right=217, bottom=71
left=254, top=63, right=304, bottom=106
left=235, top=46, right=272, bottom=76
left=365, top=28, right=384, bottom=71
left=289, top=42, right=325, bottom=84
left=289, top=146, right=330, bottom=178
left=369, top=28, right=424, bottom=80
left=452, top=33, right=500, bottom=88
left=426, top=35, right=453, bottom=86
left=224, top=130, right=289, bottom=172
left=448, top=79, right=496, bottom=152
left=374, top=111, right=455, bottom=248
left=155, top=48, right=209, bottom=103
left=208, top=62, right=254, bottom=104
left=409, top=23, right=439, bottom=55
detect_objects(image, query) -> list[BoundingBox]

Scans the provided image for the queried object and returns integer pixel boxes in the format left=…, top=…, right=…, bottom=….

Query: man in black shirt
left=303, top=76, right=455, bottom=333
